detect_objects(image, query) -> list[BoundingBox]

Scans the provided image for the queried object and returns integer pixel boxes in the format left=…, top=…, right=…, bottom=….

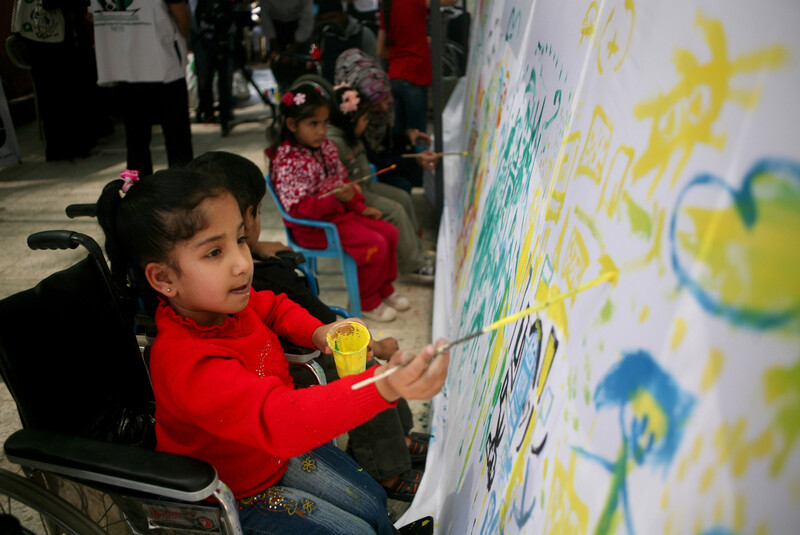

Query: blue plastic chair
left=265, top=174, right=362, bottom=317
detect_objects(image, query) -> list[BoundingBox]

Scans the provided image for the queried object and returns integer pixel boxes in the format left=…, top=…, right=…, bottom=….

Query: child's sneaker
left=406, top=263, right=435, bottom=284
left=383, top=293, right=410, bottom=311
left=362, top=302, right=397, bottom=322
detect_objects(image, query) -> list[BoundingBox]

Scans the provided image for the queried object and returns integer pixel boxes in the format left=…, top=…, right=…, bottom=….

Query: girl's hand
left=415, top=149, right=440, bottom=171
left=374, top=341, right=450, bottom=402
left=334, top=182, right=356, bottom=203
left=361, top=206, right=382, bottom=219
left=312, top=318, right=370, bottom=355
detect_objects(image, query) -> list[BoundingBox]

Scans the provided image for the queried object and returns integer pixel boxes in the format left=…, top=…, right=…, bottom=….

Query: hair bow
left=119, top=169, right=139, bottom=198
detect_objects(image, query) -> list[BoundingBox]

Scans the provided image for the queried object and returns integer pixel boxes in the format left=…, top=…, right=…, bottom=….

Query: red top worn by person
left=150, top=289, right=395, bottom=499
left=380, top=0, right=431, bottom=86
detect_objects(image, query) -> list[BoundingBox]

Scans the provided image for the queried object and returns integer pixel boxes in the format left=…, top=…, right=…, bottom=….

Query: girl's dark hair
left=95, top=168, right=227, bottom=299
left=272, top=83, right=331, bottom=150
left=330, top=86, right=370, bottom=146
left=187, top=151, right=265, bottom=216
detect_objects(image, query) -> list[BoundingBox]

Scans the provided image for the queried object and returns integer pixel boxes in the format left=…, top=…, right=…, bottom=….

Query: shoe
left=405, top=263, right=435, bottom=284
left=382, top=468, right=423, bottom=502
left=362, top=302, right=397, bottom=322
left=408, top=432, right=430, bottom=468
left=383, top=293, right=410, bottom=311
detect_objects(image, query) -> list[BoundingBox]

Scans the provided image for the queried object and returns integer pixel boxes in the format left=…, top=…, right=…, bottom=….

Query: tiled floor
left=0, top=77, right=436, bottom=522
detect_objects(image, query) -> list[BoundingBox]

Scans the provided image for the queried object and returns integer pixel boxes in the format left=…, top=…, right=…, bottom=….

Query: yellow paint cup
left=326, top=321, right=370, bottom=377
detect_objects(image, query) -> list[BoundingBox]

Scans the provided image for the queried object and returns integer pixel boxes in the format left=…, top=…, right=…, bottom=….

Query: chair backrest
left=0, top=236, right=154, bottom=443
left=264, top=174, right=362, bottom=316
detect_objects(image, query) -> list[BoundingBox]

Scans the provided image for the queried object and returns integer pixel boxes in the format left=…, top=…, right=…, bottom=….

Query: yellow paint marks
left=631, top=389, right=668, bottom=444
left=733, top=493, right=745, bottom=532
left=701, top=349, right=725, bottom=393
left=713, top=498, right=723, bottom=525
left=536, top=279, right=570, bottom=341
left=660, top=488, right=669, bottom=510
left=543, top=457, right=549, bottom=479
left=515, top=218, right=536, bottom=292
left=544, top=452, right=590, bottom=534
left=755, top=523, right=768, bottom=535
left=670, top=318, right=687, bottom=350
left=598, top=253, right=619, bottom=286
left=639, top=305, right=650, bottom=323
left=577, top=106, right=613, bottom=185
left=537, top=330, right=558, bottom=400
left=632, top=11, right=787, bottom=198
left=678, top=434, right=704, bottom=482
left=699, top=465, right=715, bottom=492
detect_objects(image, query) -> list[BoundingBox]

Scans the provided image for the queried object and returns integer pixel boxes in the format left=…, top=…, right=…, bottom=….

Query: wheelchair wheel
left=0, top=469, right=106, bottom=534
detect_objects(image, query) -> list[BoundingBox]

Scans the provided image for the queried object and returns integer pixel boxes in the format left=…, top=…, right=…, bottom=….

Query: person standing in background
left=11, top=0, right=112, bottom=161
left=377, top=0, right=457, bottom=179
left=258, top=0, right=314, bottom=61
left=90, top=0, right=193, bottom=177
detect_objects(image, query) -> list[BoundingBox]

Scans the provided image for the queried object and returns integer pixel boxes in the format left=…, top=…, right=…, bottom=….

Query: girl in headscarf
left=334, top=48, right=439, bottom=192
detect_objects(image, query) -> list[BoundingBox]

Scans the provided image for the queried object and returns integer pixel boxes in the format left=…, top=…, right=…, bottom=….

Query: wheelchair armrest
left=4, top=429, right=218, bottom=502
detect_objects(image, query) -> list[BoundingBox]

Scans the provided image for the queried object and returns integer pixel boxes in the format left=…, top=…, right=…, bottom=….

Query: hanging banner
left=403, top=1, right=800, bottom=534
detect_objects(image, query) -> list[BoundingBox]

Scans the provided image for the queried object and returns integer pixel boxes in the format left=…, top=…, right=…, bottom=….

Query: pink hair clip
left=118, top=169, right=139, bottom=198
left=281, top=92, right=294, bottom=106
left=340, top=90, right=360, bottom=114
left=333, top=82, right=350, bottom=91
left=293, top=92, right=306, bottom=105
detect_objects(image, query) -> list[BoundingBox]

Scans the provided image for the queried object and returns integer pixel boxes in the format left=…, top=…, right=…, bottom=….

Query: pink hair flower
left=281, top=92, right=294, bottom=106
left=293, top=92, right=306, bottom=105
left=340, top=90, right=360, bottom=114
left=118, top=169, right=139, bottom=198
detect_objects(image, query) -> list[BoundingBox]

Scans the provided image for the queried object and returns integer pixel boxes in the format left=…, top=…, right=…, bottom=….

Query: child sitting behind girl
left=327, top=84, right=435, bottom=284
left=269, top=83, right=406, bottom=322
left=95, top=168, right=450, bottom=534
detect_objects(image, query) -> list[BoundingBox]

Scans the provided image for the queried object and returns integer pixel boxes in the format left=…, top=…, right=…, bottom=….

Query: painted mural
left=402, top=1, right=800, bottom=534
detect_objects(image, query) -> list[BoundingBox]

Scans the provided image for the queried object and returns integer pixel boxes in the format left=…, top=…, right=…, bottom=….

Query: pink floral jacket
left=271, top=139, right=367, bottom=226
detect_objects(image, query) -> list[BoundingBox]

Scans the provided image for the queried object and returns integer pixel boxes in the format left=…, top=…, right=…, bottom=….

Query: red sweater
left=151, top=289, right=396, bottom=499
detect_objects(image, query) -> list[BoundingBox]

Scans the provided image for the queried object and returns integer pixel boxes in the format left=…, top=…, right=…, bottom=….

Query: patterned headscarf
left=334, top=48, right=393, bottom=152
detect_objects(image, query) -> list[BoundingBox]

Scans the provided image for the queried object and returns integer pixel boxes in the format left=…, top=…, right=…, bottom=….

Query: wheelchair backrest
left=0, top=255, right=154, bottom=443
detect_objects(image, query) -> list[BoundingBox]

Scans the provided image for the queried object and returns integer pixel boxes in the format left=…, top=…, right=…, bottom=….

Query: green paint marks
left=622, top=191, right=652, bottom=238
left=599, top=298, right=614, bottom=324
left=575, top=205, right=604, bottom=245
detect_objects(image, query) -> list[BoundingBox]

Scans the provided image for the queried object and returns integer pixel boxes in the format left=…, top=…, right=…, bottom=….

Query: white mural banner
left=402, top=1, right=800, bottom=534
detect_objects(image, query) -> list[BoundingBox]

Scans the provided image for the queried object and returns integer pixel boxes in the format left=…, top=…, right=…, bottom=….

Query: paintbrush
left=319, top=164, right=397, bottom=198
left=400, top=151, right=469, bottom=158
left=351, top=271, right=618, bottom=390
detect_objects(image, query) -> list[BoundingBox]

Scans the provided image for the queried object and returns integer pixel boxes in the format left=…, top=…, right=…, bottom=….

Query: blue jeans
left=237, top=443, right=394, bottom=535
left=391, top=79, right=428, bottom=138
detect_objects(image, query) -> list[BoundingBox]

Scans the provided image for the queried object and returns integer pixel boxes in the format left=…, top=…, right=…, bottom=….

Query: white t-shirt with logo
left=91, top=0, right=187, bottom=85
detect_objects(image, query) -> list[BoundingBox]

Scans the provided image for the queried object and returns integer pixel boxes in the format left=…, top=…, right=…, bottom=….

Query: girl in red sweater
left=270, top=83, right=407, bottom=322
left=95, top=168, right=449, bottom=535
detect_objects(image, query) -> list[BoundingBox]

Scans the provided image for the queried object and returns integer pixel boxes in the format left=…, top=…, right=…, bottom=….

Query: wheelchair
left=0, top=229, right=327, bottom=534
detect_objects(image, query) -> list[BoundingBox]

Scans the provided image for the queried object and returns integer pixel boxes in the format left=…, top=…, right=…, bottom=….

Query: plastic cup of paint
left=326, top=321, right=370, bottom=377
